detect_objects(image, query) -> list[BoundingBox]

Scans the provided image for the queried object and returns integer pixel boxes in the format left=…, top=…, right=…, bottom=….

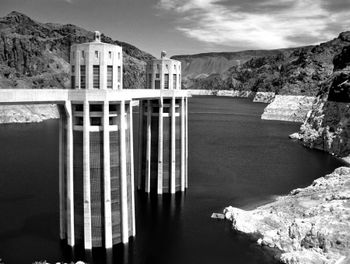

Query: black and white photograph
left=0, top=0, right=350, bottom=263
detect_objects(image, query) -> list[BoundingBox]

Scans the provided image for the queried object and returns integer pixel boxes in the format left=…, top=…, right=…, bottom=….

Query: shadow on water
left=0, top=96, right=346, bottom=264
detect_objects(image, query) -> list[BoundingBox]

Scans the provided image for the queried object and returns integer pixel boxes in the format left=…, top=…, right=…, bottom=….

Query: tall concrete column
left=59, top=109, right=65, bottom=239
left=157, top=98, right=164, bottom=194
left=103, top=101, right=113, bottom=248
left=185, top=97, right=188, bottom=188
left=128, top=102, right=136, bottom=236
left=137, top=101, right=143, bottom=190
left=65, top=101, right=75, bottom=246
left=180, top=97, right=185, bottom=192
left=83, top=100, right=92, bottom=249
left=119, top=100, right=129, bottom=243
left=145, top=100, right=151, bottom=193
left=170, top=96, right=176, bottom=194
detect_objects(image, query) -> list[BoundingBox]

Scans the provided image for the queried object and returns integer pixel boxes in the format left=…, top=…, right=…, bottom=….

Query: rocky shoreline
left=223, top=166, right=350, bottom=264
left=261, top=95, right=316, bottom=122
left=0, top=105, right=59, bottom=124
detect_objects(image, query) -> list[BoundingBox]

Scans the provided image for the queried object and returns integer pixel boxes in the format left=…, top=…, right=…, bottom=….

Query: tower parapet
left=145, top=51, right=181, bottom=90
left=70, top=31, right=123, bottom=90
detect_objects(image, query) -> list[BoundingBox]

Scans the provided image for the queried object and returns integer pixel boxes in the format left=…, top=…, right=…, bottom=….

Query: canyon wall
left=297, top=45, right=350, bottom=160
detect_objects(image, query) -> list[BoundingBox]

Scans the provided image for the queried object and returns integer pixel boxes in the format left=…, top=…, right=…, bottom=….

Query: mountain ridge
left=173, top=32, right=350, bottom=96
left=0, top=11, right=154, bottom=89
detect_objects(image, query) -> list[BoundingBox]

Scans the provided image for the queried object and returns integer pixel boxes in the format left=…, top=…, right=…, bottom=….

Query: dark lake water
left=0, top=96, right=346, bottom=264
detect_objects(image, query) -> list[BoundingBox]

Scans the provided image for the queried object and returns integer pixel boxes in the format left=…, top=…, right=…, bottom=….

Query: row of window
left=72, top=51, right=121, bottom=60
left=71, top=65, right=121, bottom=89
left=148, top=64, right=181, bottom=71
left=147, top=73, right=181, bottom=89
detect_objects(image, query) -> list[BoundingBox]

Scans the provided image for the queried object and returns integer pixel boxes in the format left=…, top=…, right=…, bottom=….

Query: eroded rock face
left=224, top=167, right=350, bottom=264
left=0, top=11, right=153, bottom=89
left=261, top=95, right=316, bottom=122
left=253, top=92, right=276, bottom=103
left=0, top=104, right=59, bottom=123
left=297, top=44, right=350, bottom=158
left=178, top=32, right=350, bottom=96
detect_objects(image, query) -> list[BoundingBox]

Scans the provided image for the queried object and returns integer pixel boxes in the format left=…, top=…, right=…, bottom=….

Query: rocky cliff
left=297, top=43, right=350, bottom=159
left=0, top=11, right=154, bottom=89
left=178, top=32, right=350, bottom=98
left=224, top=166, right=350, bottom=264
left=172, top=49, right=295, bottom=89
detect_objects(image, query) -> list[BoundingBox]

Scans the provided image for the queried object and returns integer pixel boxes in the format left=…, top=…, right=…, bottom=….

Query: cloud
left=64, top=0, right=73, bottom=4
left=156, top=0, right=350, bottom=50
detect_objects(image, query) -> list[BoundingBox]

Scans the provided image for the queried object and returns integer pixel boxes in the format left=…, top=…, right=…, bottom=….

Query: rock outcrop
left=0, top=11, right=153, bottom=89
left=178, top=32, right=350, bottom=98
left=261, top=95, right=315, bottom=122
left=297, top=43, right=350, bottom=159
left=0, top=104, right=59, bottom=123
left=253, top=92, right=275, bottom=103
left=224, top=166, right=350, bottom=264
left=172, top=50, right=292, bottom=89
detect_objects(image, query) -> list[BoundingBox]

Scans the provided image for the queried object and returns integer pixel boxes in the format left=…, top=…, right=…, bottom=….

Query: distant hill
left=172, top=48, right=300, bottom=88
left=173, top=32, right=350, bottom=96
left=0, top=11, right=154, bottom=89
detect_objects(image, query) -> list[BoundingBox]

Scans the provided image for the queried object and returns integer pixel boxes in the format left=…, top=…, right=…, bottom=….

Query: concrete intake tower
left=0, top=31, right=189, bottom=250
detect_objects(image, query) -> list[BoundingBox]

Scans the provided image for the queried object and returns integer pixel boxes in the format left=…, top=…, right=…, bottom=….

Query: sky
left=1, top=0, right=350, bottom=57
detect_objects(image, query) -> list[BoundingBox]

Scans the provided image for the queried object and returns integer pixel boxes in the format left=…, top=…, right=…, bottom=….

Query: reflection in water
left=64, top=193, right=185, bottom=264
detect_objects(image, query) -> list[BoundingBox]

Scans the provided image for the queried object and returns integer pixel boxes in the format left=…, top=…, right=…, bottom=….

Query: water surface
left=0, top=96, right=346, bottom=264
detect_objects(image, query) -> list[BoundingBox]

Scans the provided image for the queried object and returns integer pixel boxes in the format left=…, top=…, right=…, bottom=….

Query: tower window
left=107, top=65, right=113, bottom=89
left=156, top=73, right=160, bottom=79
left=71, top=66, right=75, bottom=89
left=109, top=117, right=117, bottom=125
left=81, top=50, right=85, bottom=58
left=173, top=74, right=177, bottom=90
left=164, top=74, right=169, bottom=89
left=74, top=104, right=84, bottom=111
left=90, top=104, right=103, bottom=112
left=90, top=117, right=102, bottom=126
left=109, top=104, right=119, bottom=112
left=118, top=52, right=121, bottom=60
left=95, top=51, right=99, bottom=58
left=174, top=65, right=176, bottom=70
left=148, top=73, right=152, bottom=89
left=109, top=51, right=112, bottom=59
left=71, top=76, right=75, bottom=89
left=118, top=66, right=121, bottom=83
left=155, top=80, right=160, bottom=89
left=93, top=65, right=100, bottom=89
left=166, top=64, right=169, bottom=70
left=80, top=65, right=86, bottom=89
left=74, top=117, right=84, bottom=126
left=156, top=64, right=160, bottom=70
